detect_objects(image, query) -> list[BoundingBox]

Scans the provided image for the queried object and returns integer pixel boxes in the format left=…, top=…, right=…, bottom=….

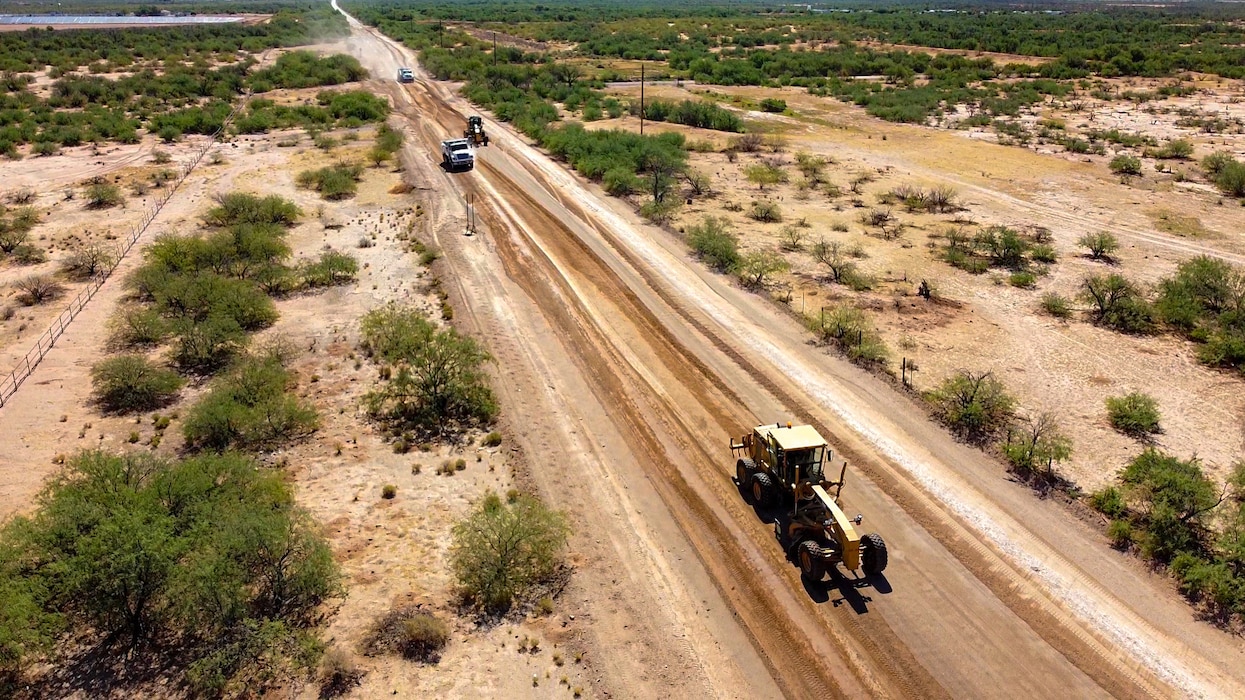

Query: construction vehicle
left=397, top=67, right=414, bottom=83
left=441, top=138, right=474, bottom=171
left=463, top=115, right=489, bottom=146
left=732, top=422, right=888, bottom=579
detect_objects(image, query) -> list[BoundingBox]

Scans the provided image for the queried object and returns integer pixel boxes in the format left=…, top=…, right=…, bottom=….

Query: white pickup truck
left=441, top=138, right=474, bottom=171
left=397, top=67, right=414, bottom=83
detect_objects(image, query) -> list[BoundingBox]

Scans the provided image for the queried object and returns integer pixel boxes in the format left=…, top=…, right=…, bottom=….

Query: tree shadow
left=16, top=638, right=187, bottom=700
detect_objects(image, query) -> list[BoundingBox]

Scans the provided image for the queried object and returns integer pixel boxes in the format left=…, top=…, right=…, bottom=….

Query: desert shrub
left=1105, top=391, right=1161, bottom=438
left=638, top=198, right=680, bottom=224
left=297, top=163, right=363, bottom=200
left=1214, top=161, right=1245, bottom=197
left=1002, top=413, right=1072, bottom=476
left=1109, top=154, right=1142, bottom=176
left=61, top=244, right=116, bottom=280
left=731, top=133, right=764, bottom=153
left=182, top=354, right=319, bottom=451
left=603, top=166, right=641, bottom=197
left=1202, top=151, right=1236, bottom=176
left=1155, top=139, right=1193, bottom=160
left=249, top=51, right=367, bottom=91
left=318, top=647, right=364, bottom=697
left=926, top=370, right=1015, bottom=445
left=1121, top=449, right=1219, bottom=561
left=11, top=243, right=46, bottom=265
left=362, top=305, right=497, bottom=434
left=759, top=97, right=787, bottom=113
left=1030, top=244, right=1057, bottom=264
left=381, top=484, right=396, bottom=499
left=736, top=249, right=789, bottom=288
left=172, top=315, right=249, bottom=373
left=14, top=275, right=63, bottom=306
left=1108, top=519, right=1134, bottom=549
left=204, top=193, right=301, bottom=227
left=1078, top=232, right=1119, bottom=261
left=482, top=431, right=503, bottom=447
left=684, top=216, right=739, bottom=273
left=1080, top=273, right=1154, bottom=333
left=90, top=355, right=183, bottom=413
left=808, top=304, right=889, bottom=367
left=748, top=200, right=783, bottom=223
left=0, top=450, right=339, bottom=685
left=1039, top=292, right=1072, bottom=318
left=364, top=607, right=448, bottom=662
left=744, top=162, right=788, bottom=190
left=300, top=251, right=358, bottom=287
left=450, top=491, right=569, bottom=612
left=1090, top=485, right=1129, bottom=519
left=1009, top=271, right=1037, bottom=289
left=85, top=182, right=123, bottom=209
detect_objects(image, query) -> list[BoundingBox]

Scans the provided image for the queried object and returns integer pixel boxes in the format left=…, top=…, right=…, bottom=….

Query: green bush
left=1090, top=485, right=1128, bottom=519
left=90, top=355, right=184, bottom=413
left=205, top=193, right=301, bottom=227
left=1109, top=154, right=1142, bottom=176
left=748, top=200, right=783, bottom=223
left=482, top=431, right=503, bottom=447
left=85, top=182, right=124, bottom=209
left=1077, top=232, right=1119, bottom=260
left=1001, top=413, right=1071, bottom=476
left=450, top=491, right=569, bottom=612
left=926, top=370, right=1015, bottom=444
left=759, top=97, right=788, bottom=113
left=362, top=305, right=497, bottom=434
left=1039, top=292, right=1072, bottom=318
left=1008, top=271, right=1037, bottom=289
left=685, top=216, right=739, bottom=273
left=300, top=251, right=359, bottom=287
left=297, top=163, right=363, bottom=200
left=808, top=304, right=890, bottom=367
left=249, top=51, right=367, bottom=91
left=1080, top=273, right=1154, bottom=334
left=1107, top=519, right=1134, bottom=549
left=736, top=249, right=789, bottom=289
left=1121, top=449, right=1218, bottom=561
left=1105, top=391, right=1161, bottom=438
left=0, top=450, right=339, bottom=685
left=183, top=354, right=319, bottom=452
left=1214, top=160, right=1245, bottom=197
left=364, top=607, right=448, bottom=662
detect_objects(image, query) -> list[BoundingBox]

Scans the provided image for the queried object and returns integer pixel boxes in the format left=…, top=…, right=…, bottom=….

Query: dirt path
left=333, top=4, right=1245, bottom=698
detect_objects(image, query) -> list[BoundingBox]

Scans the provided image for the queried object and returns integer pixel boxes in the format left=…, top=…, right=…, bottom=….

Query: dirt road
left=332, top=3, right=1245, bottom=697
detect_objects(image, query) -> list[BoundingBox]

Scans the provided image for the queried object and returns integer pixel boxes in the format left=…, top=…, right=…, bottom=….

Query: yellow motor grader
left=464, top=115, right=490, bottom=146
left=732, top=422, right=888, bottom=579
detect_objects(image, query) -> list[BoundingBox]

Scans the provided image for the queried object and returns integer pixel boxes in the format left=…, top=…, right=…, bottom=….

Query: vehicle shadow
left=734, top=478, right=893, bottom=612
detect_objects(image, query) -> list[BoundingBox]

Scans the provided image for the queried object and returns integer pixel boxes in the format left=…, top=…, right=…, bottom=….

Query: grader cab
left=732, top=422, right=888, bottom=579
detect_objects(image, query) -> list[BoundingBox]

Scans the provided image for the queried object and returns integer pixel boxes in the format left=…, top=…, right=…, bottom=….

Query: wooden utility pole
left=640, top=62, right=645, bottom=135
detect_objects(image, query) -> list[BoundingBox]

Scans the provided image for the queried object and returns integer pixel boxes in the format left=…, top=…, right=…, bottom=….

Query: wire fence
left=0, top=101, right=246, bottom=409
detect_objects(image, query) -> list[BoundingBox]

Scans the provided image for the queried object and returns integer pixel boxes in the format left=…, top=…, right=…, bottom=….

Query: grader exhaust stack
left=732, top=422, right=888, bottom=579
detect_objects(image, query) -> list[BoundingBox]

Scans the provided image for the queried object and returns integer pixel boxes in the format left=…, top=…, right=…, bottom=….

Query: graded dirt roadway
left=332, top=3, right=1245, bottom=698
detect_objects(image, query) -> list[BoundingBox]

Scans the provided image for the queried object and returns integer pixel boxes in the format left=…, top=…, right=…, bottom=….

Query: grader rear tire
left=861, top=532, right=888, bottom=575
left=736, top=458, right=757, bottom=488
left=751, top=472, right=776, bottom=508
left=798, top=540, right=826, bottom=581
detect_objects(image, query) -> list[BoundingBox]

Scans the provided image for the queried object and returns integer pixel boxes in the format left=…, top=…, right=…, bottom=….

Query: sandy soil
left=330, top=5, right=1245, bottom=698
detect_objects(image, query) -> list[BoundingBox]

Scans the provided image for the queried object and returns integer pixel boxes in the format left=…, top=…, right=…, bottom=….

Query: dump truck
left=441, top=138, right=474, bottom=171
left=397, top=67, right=414, bottom=83
left=732, top=422, right=888, bottom=579
left=464, top=115, right=489, bottom=146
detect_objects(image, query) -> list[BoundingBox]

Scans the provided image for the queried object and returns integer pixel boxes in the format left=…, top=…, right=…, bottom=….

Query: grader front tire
left=861, top=532, right=888, bottom=575
left=798, top=540, right=826, bottom=581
